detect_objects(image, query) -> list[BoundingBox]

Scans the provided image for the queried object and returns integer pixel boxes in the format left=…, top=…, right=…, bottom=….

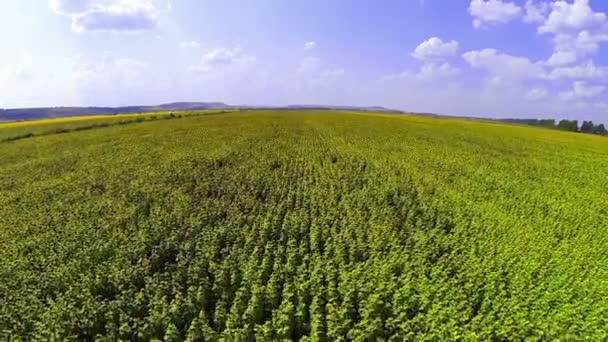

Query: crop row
left=1, top=111, right=607, bottom=340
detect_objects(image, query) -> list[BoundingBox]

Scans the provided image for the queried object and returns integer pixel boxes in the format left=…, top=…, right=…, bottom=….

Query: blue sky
left=1, top=0, right=607, bottom=122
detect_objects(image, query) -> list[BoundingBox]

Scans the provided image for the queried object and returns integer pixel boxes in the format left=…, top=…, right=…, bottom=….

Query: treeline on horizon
left=501, top=118, right=607, bottom=135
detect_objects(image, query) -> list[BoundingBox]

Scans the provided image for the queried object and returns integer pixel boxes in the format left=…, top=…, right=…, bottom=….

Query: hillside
left=1, top=110, right=607, bottom=340
left=0, top=102, right=231, bottom=121
left=0, top=103, right=403, bottom=122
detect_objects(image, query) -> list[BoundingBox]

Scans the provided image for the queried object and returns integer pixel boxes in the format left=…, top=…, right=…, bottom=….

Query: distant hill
left=0, top=102, right=232, bottom=121
left=0, top=103, right=407, bottom=122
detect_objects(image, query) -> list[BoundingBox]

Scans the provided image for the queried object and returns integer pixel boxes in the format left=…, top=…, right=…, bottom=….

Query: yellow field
left=0, top=112, right=168, bottom=129
left=0, top=110, right=237, bottom=142
left=1, top=110, right=607, bottom=340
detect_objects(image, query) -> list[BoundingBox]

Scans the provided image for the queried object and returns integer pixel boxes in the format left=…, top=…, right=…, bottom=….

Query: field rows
left=1, top=111, right=607, bottom=340
left=0, top=110, right=235, bottom=142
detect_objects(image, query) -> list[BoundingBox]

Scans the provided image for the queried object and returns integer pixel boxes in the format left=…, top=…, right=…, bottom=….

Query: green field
left=0, top=110, right=234, bottom=142
left=1, top=110, right=607, bottom=340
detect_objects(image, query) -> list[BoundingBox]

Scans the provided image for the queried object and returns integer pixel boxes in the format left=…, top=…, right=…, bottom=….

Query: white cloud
left=180, top=41, right=200, bottom=48
left=592, top=101, right=608, bottom=111
left=536, top=1, right=608, bottom=66
left=0, top=52, right=35, bottom=85
left=488, top=75, right=504, bottom=86
left=64, top=55, right=152, bottom=105
left=469, top=0, right=522, bottom=28
left=50, top=0, right=159, bottom=32
left=559, top=81, right=605, bottom=100
left=50, top=0, right=92, bottom=14
left=462, top=48, right=546, bottom=80
left=539, top=0, right=606, bottom=34
left=72, top=1, right=159, bottom=32
left=524, top=0, right=550, bottom=24
left=526, top=87, right=548, bottom=100
left=293, top=57, right=346, bottom=88
left=321, top=69, right=345, bottom=77
left=0, top=53, right=82, bottom=108
left=12, top=65, right=31, bottom=80
left=380, top=71, right=411, bottom=82
left=309, top=68, right=346, bottom=86
left=418, top=62, right=460, bottom=79
left=548, top=60, right=608, bottom=80
left=297, top=56, right=322, bottom=73
left=114, top=58, right=148, bottom=69
left=304, top=41, right=317, bottom=50
left=411, top=37, right=459, bottom=61
left=550, top=30, right=608, bottom=65
left=297, top=57, right=342, bottom=77
left=63, top=54, right=168, bottom=106
left=545, top=50, right=578, bottom=66
left=72, top=56, right=149, bottom=83
left=189, top=47, right=255, bottom=75
left=381, top=62, right=459, bottom=83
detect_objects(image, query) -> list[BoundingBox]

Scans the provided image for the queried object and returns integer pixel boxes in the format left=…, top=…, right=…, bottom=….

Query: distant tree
left=581, top=121, right=595, bottom=133
left=500, top=118, right=557, bottom=128
left=539, top=119, right=556, bottom=128
left=557, top=119, right=578, bottom=132
left=593, top=123, right=607, bottom=135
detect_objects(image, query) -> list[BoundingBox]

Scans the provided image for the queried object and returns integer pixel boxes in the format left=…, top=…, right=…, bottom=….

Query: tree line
left=501, top=118, right=607, bottom=135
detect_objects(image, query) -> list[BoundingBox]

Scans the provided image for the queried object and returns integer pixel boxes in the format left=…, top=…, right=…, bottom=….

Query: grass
left=0, top=110, right=607, bottom=340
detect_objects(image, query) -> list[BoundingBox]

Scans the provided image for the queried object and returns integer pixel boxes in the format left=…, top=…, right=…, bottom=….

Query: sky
left=0, top=0, right=607, bottom=123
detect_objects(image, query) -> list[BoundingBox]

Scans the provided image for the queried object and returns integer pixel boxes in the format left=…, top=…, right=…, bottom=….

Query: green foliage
left=502, top=118, right=607, bottom=137
left=1, top=110, right=608, bottom=340
left=593, top=123, right=607, bottom=135
left=581, top=121, right=595, bottom=134
left=501, top=118, right=556, bottom=128
left=557, top=119, right=579, bottom=132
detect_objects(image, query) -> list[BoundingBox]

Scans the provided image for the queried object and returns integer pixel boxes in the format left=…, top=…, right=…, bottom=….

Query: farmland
left=0, top=110, right=234, bottom=143
left=1, top=110, right=607, bottom=340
